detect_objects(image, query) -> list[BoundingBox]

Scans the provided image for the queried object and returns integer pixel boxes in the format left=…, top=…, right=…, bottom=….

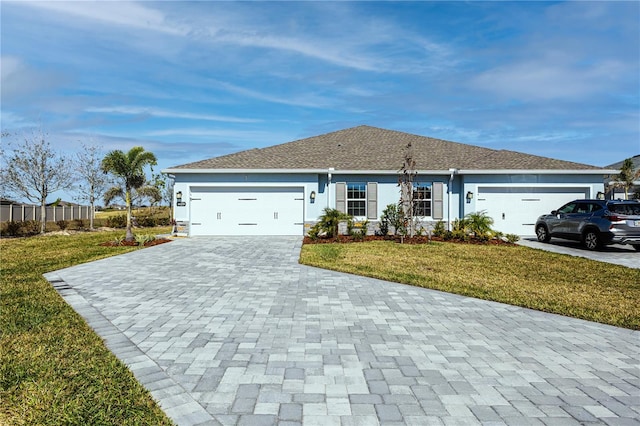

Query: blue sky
left=2, top=1, right=639, bottom=192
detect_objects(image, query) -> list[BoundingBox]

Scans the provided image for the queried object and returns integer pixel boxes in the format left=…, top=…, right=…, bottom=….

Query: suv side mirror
left=551, top=210, right=558, bottom=215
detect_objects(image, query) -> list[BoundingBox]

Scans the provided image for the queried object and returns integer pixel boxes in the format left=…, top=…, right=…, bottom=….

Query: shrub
left=349, top=219, right=369, bottom=241
left=134, top=234, right=155, bottom=245
left=314, top=208, right=351, bottom=238
left=155, top=217, right=171, bottom=226
left=22, top=220, right=40, bottom=236
left=73, top=219, right=86, bottom=231
left=137, top=216, right=157, bottom=228
left=452, top=218, right=467, bottom=232
left=432, top=220, right=446, bottom=237
left=106, top=214, right=127, bottom=228
left=2, top=221, right=23, bottom=237
left=506, top=233, right=520, bottom=243
left=56, top=220, right=69, bottom=231
left=464, top=210, right=494, bottom=239
left=381, top=203, right=404, bottom=236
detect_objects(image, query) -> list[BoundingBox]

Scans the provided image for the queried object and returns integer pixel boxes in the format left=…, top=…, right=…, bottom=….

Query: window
left=347, top=183, right=366, bottom=216
left=413, top=183, right=432, bottom=217
left=558, top=202, right=577, bottom=214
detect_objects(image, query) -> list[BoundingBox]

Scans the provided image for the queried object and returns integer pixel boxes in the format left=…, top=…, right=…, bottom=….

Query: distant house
left=45, top=200, right=81, bottom=207
left=604, top=155, right=640, bottom=200
left=163, top=125, right=615, bottom=236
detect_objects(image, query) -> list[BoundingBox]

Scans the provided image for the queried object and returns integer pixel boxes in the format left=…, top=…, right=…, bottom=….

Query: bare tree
left=1, top=128, right=73, bottom=233
left=74, top=143, right=110, bottom=230
left=398, top=142, right=418, bottom=238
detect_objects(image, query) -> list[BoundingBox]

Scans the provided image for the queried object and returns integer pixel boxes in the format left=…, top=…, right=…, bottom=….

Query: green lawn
left=1, top=230, right=173, bottom=425
left=300, top=241, right=640, bottom=330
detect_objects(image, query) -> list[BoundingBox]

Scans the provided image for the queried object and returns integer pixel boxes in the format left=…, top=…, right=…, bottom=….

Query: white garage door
left=190, top=187, right=304, bottom=236
left=476, top=187, right=589, bottom=235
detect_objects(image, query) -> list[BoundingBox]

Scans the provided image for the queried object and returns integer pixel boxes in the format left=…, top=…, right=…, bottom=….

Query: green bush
left=464, top=210, right=494, bottom=239
left=506, top=233, right=520, bottom=243
left=314, top=208, right=351, bottom=238
left=349, top=219, right=369, bottom=241
left=134, top=234, right=155, bottom=245
left=380, top=204, right=404, bottom=236
left=22, top=220, right=40, bottom=236
left=137, top=216, right=157, bottom=227
left=155, top=217, right=170, bottom=226
left=2, top=221, right=23, bottom=237
left=432, top=220, right=446, bottom=237
left=106, top=215, right=127, bottom=228
left=73, top=219, right=86, bottom=230
left=56, top=220, right=69, bottom=231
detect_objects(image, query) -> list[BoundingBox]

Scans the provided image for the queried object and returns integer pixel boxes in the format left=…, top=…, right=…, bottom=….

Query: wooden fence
left=0, top=204, right=92, bottom=223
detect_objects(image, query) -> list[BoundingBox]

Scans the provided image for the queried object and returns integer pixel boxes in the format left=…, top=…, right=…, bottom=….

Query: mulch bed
left=303, top=235, right=515, bottom=246
left=99, top=238, right=173, bottom=247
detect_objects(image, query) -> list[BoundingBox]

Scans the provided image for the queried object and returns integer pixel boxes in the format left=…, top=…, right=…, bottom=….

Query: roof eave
left=458, top=169, right=616, bottom=175
left=164, top=168, right=463, bottom=175
left=164, top=167, right=615, bottom=175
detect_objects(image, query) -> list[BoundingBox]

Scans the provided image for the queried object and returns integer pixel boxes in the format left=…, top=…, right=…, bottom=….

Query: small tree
left=1, top=129, right=73, bottom=233
left=101, top=146, right=157, bottom=241
left=380, top=203, right=404, bottom=236
left=398, top=142, right=417, bottom=237
left=74, top=143, right=110, bottom=230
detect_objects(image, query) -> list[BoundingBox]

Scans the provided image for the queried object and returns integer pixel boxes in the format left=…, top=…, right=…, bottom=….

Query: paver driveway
left=45, top=237, right=639, bottom=426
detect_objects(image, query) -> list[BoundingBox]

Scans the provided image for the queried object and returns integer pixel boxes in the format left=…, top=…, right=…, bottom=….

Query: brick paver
left=45, top=237, right=640, bottom=425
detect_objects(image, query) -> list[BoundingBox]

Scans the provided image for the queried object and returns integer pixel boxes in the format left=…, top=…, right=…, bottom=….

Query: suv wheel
left=582, top=230, right=601, bottom=251
left=536, top=225, right=551, bottom=243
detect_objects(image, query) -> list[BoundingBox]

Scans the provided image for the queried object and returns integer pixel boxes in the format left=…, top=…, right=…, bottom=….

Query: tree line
left=1, top=128, right=171, bottom=239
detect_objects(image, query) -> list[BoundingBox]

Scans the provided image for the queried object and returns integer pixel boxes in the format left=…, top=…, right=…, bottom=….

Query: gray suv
left=535, top=199, right=640, bottom=251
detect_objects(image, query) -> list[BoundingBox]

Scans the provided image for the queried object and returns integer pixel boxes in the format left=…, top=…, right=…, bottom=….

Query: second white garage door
left=190, top=187, right=304, bottom=236
left=476, top=186, right=589, bottom=235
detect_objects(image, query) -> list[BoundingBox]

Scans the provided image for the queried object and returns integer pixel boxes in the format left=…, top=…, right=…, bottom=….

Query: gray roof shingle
left=170, top=125, right=603, bottom=171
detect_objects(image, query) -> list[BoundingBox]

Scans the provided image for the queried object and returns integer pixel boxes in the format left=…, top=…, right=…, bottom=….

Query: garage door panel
left=476, top=187, right=588, bottom=235
left=190, top=187, right=303, bottom=236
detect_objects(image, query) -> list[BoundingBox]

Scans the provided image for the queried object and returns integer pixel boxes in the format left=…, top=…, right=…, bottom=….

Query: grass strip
left=300, top=241, right=640, bottom=330
left=1, top=230, right=173, bottom=425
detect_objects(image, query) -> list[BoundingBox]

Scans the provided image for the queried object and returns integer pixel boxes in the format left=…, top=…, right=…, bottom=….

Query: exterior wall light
left=176, top=191, right=183, bottom=203
left=310, top=191, right=316, bottom=203
left=466, top=191, right=473, bottom=202
left=596, top=191, right=604, bottom=200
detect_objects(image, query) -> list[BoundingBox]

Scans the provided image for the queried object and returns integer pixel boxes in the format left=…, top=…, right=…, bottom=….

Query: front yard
left=300, top=240, right=640, bottom=330
left=0, top=230, right=173, bottom=425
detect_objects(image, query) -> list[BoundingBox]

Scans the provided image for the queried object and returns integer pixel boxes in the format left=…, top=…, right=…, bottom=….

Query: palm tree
left=615, top=158, right=635, bottom=200
left=464, top=210, right=494, bottom=239
left=101, top=147, right=157, bottom=241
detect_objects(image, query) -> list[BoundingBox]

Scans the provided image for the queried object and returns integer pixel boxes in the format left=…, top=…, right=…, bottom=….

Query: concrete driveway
left=517, top=237, right=639, bottom=269
left=45, top=237, right=639, bottom=426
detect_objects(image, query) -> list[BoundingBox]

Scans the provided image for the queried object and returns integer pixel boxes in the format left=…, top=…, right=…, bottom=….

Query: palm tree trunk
left=125, top=189, right=134, bottom=241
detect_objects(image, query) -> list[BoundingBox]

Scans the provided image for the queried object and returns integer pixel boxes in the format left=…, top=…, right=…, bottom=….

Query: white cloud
left=214, top=81, right=335, bottom=109
left=470, top=58, right=628, bottom=101
left=86, top=106, right=262, bottom=124
left=0, top=56, right=66, bottom=103
left=19, top=1, right=188, bottom=35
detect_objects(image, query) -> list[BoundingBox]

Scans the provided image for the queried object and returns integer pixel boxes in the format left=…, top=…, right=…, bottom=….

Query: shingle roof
left=170, top=125, right=603, bottom=171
